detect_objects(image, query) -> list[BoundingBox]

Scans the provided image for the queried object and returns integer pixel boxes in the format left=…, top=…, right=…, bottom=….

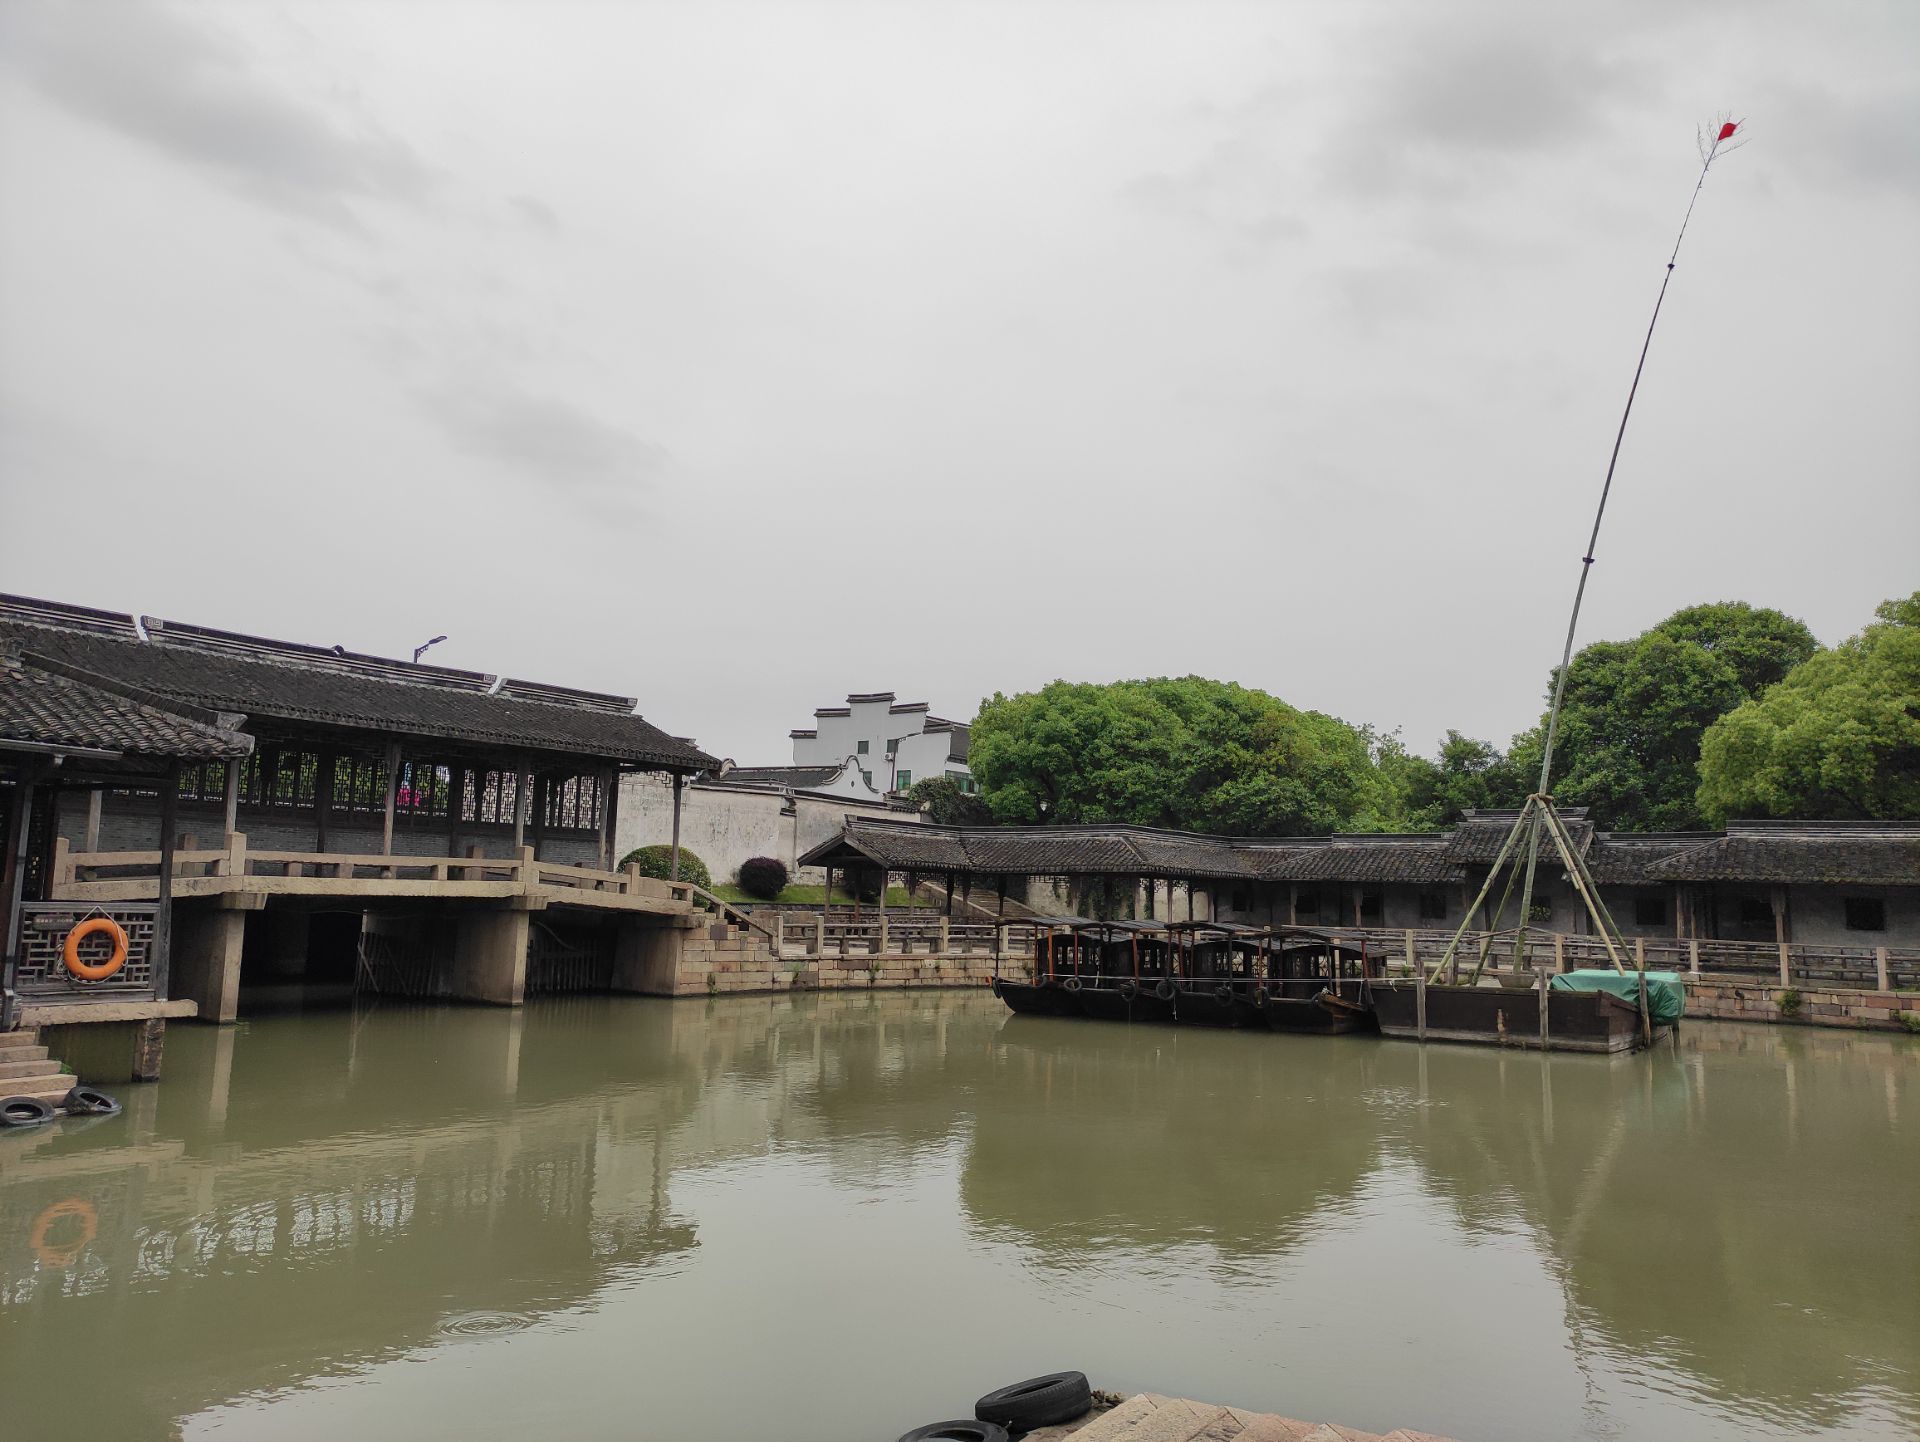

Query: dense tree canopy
left=969, top=677, right=1381, bottom=835
left=1697, top=594, right=1920, bottom=822
left=1519, top=601, right=1820, bottom=830
left=905, top=774, right=992, bottom=826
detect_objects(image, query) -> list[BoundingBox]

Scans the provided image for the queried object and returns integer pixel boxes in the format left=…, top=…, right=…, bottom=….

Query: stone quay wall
left=1686, top=975, right=1918, bottom=1033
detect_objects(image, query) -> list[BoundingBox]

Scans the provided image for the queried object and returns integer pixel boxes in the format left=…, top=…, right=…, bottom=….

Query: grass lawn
left=709, top=883, right=925, bottom=907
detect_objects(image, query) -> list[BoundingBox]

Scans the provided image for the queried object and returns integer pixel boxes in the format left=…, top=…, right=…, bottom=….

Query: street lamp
left=412, top=635, right=448, bottom=664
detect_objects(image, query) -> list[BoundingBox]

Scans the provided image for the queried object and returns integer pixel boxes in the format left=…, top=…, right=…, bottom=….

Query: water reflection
left=0, top=995, right=1913, bottom=1441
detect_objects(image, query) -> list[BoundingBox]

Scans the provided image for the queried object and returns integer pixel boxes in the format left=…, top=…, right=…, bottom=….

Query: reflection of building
left=789, top=692, right=972, bottom=796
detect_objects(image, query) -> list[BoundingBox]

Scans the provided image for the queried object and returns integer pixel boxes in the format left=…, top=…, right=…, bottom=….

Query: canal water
left=2, top=992, right=1915, bottom=1442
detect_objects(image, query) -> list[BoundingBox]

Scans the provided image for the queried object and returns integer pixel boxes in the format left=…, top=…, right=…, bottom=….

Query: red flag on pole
left=1717, top=121, right=1738, bottom=141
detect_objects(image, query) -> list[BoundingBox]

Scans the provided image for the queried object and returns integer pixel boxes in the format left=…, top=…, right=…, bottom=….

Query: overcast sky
left=1, top=1, right=1914, bottom=765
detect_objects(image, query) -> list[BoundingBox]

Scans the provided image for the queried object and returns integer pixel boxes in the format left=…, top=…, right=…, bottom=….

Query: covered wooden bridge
left=1, top=595, right=764, bottom=1065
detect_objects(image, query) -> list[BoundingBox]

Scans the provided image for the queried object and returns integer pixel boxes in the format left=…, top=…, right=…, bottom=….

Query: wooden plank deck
left=1029, top=1393, right=1460, bottom=1442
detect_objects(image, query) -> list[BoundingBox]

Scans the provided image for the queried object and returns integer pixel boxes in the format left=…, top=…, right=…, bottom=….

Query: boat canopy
left=1550, top=969, right=1686, bottom=1023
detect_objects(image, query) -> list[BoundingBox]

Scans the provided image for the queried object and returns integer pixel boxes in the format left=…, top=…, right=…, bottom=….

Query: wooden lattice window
left=541, top=773, right=604, bottom=832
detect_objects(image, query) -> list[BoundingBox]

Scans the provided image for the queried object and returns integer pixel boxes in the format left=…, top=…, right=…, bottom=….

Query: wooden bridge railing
left=51, top=833, right=684, bottom=904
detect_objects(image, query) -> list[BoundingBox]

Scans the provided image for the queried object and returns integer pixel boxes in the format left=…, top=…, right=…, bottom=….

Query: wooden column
left=668, top=773, right=684, bottom=882
left=153, top=762, right=179, bottom=1000
left=84, top=787, right=104, bottom=853
left=1771, top=885, right=1792, bottom=944
left=314, top=751, right=335, bottom=852
left=380, top=741, right=402, bottom=858
left=221, top=758, right=240, bottom=838
left=877, top=872, right=889, bottom=955
left=944, top=870, right=954, bottom=918
left=1, top=763, right=41, bottom=1030
left=599, top=767, right=620, bottom=872
left=512, top=759, right=532, bottom=851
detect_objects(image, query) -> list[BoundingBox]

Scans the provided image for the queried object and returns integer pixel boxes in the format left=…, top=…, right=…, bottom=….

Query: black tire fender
left=1061, top=976, right=1082, bottom=994
left=62, top=1087, right=122, bottom=1118
left=975, top=1370, right=1093, bottom=1431
left=1153, top=978, right=1176, bottom=1002
left=1214, top=983, right=1235, bottom=1005
left=1, top=1096, right=56, bottom=1128
left=899, top=1423, right=1011, bottom=1442
left=1253, top=986, right=1270, bottom=1008
left=1117, top=979, right=1139, bottom=1003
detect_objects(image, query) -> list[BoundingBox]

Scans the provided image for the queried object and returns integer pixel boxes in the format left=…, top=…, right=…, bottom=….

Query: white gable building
left=789, top=691, right=973, bottom=796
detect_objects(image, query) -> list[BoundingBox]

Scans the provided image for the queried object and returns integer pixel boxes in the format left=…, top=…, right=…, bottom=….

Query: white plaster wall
left=616, top=775, right=917, bottom=887
left=1788, top=885, right=1915, bottom=947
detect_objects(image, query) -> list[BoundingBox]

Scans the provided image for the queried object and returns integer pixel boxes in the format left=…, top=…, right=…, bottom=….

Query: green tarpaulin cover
left=1550, top=968, right=1685, bottom=1023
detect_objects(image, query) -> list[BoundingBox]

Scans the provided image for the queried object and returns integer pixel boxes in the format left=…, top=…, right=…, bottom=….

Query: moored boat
left=1369, top=970, right=1678, bottom=1053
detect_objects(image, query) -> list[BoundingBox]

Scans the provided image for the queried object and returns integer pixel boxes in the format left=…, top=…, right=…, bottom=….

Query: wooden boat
left=1259, top=933, right=1378, bottom=1035
left=990, top=975, right=1080, bottom=1017
left=1369, top=976, right=1672, bottom=1053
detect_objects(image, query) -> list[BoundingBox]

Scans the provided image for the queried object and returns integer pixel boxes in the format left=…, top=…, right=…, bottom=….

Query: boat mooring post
left=1416, top=970, right=1427, bottom=1042
left=1538, top=966, right=1550, bottom=1051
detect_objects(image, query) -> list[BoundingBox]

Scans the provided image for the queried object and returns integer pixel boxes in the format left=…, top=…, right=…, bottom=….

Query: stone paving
left=1026, top=1393, right=1461, bottom=1442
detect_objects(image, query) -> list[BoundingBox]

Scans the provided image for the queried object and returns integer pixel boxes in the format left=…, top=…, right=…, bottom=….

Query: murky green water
left=2, top=993, right=1915, bottom=1442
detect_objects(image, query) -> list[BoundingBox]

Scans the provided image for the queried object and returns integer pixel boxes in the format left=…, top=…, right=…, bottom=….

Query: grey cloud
left=510, top=196, right=561, bottom=234
left=415, top=383, right=665, bottom=490
left=1, top=1, right=432, bottom=220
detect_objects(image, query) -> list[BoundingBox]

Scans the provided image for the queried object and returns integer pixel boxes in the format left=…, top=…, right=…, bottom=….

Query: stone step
left=2, top=1080, right=77, bottom=1107
left=0, top=1054, right=58, bottom=1078
left=0, top=1029, right=42, bottom=1049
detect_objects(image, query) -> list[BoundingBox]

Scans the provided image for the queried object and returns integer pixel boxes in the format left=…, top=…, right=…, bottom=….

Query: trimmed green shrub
left=619, top=844, right=711, bottom=891
left=737, top=856, right=790, bottom=900
left=1776, top=988, right=1803, bottom=1018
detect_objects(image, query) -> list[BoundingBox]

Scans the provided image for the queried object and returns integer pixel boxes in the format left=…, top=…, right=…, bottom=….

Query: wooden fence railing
left=755, top=915, right=1916, bottom=991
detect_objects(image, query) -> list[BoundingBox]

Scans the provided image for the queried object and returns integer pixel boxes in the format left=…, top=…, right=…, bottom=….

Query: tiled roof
left=800, top=819, right=1466, bottom=883
left=1443, top=809, right=1594, bottom=864
left=708, top=764, right=849, bottom=791
left=0, top=595, right=715, bottom=771
left=801, top=814, right=1920, bottom=889
left=1, top=650, right=253, bottom=761
left=1642, top=822, right=1920, bottom=885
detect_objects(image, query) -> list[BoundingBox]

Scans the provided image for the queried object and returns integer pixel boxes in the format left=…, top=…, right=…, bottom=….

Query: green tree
left=1377, top=729, right=1532, bottom=830
left=968, top=676, right=1377, bottom=835
left=1526, top=601, right=1819, bottom=829
left=1697, top=593, right=1920, bottom=822
left=905, top=774, right=993, bottom=826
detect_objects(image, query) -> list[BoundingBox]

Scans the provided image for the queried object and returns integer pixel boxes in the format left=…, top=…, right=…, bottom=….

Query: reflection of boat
left=1369, top=975, right=1672, bottom=1053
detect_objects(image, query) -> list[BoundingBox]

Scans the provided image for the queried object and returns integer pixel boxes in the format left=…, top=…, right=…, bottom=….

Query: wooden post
left=1778, top=941, right=1791, bottom=988
left=1415, top=968, right=1427, bottom=1041
left=1186, top=880, right=1194, bottom=922
left=512, top=761, right=531, bottom=851
left=153, top=762, right=179, bottom=1000
left=315, top=751, right=335, bottom=853
left=945, top=870, right=954, bottom=918
left=1634, top=937, right=1646, bottom=973
left=937, top=916, right=950, bottom=955
left=599, top=767, right=619, bottom=872
left=1876, top=946, right=1891, bottom=993
left=812, top=914, right=825, bottom=957
left=380, top=742, right=402, bottom=858
left=1, top=762, right=40, bottom=1030
left=773, top=911, right=785, bottom=955
left=220, top=832, right=247, bottom=879
left=1538, top=964, right=1550, bottom=1050
left=1554, top=932, right=1566, bottom=974
left=1689, top=938, right=1700, bottom=976
left=668, top=773, right=684, bottom=882
left=877, top=870, right=889, bottom=955
left=222, top=757, right=241, bottom=837
left=1287, top=883, right=1298, bottom=927
left=84, top=788, right=104, bottom=853
left=824, top=863, right=834, bottom=912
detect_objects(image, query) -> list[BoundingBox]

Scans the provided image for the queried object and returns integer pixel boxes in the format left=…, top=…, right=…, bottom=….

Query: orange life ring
left=31, top=1198, right=98, bottom=1268
left=63, top=917, right=128, bottom=981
